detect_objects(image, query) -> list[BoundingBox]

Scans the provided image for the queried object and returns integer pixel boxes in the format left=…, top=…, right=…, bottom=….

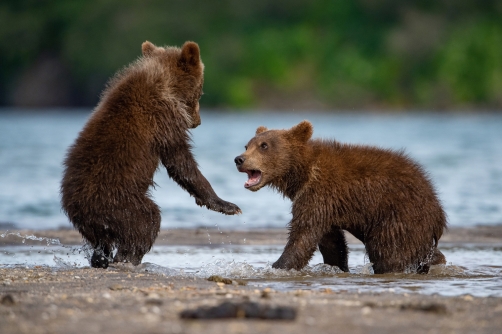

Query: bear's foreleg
left=318, top=227, right=349, bottom=272
left=160, top=146, right=241, bottom=215
left=272, top=215, right=327, bottom=271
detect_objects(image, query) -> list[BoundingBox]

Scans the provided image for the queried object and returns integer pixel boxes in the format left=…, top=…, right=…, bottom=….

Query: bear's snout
left=234, top=155, right=245, bottom=166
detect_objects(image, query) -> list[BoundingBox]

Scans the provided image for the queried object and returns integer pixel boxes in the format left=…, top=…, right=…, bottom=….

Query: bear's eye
left=245, top=145, right=248, bottom=150
left=260, top=143, right=268, bottom=150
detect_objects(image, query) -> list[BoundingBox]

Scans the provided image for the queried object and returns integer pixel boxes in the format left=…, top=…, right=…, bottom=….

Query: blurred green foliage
left=1, top=0, right=501, bottom=109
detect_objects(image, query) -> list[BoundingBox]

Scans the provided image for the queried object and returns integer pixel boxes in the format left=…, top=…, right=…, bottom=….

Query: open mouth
left=243, top=170, right=262, bottom=188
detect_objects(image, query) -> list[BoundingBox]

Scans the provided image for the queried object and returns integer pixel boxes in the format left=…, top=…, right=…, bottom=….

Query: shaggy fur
left=235, top=120, right=446, bottom=274
left=61, top=41, right=241, bottom=268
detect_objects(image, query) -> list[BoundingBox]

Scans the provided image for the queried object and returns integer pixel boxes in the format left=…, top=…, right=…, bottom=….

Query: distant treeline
left=1, top=0, right=501, bottom=110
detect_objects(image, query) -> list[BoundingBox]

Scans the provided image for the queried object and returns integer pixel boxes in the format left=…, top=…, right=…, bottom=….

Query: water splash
left=194, top=260, right=345, bottom=279
left=428, top=263, right=467, bottom=276
left=106, top=261, right=184, bottom=277
left=355, top=263, right=374, bottom=275
left=0, top=231, right=61, bottom=246
left=1, top=230, right=88, bottom=268
left=53, top=255, right=77, bottom=268
left=205, top=227, right=211, bottom=245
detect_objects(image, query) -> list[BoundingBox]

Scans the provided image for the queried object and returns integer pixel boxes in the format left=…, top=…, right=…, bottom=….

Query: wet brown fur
left=235, top=121, right=446, bottom=274
left=61, top=41, right=240, bottom=267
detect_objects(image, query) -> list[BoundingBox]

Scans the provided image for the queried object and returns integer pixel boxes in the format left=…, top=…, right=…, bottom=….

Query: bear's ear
left=142, top=41, right=156, bottom=57
left=180, top=41, right=201, bottom=70
left=256, top=126, right=268, bottom=135
left=288, top=120, right=313, bottom=142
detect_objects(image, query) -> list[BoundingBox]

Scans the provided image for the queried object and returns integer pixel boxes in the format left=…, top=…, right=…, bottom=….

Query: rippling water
left=1, top=233, right=501, bottom=297
left=1, top=109, right=501, bottom=229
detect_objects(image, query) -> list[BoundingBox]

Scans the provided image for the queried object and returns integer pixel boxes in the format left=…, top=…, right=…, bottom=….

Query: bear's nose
left=234, top=156, right=245, bottom=166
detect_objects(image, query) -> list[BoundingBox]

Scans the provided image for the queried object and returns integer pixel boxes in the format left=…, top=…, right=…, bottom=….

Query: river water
left=1, top=109, right=501, bottom=296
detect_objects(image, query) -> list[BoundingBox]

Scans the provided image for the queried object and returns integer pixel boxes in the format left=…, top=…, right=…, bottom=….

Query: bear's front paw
left=199, top=198, right=242, bottom=215
left=272, top=255, right=305, bottom=271
left=272, top=260, right=284, bottom=270
left=217, top=201, right=242, bottom=215
left=272, top=258, right=290, bottom=270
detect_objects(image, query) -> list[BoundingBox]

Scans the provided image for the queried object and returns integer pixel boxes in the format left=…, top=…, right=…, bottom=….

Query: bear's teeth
left=245, top=170, right=262, bottom=188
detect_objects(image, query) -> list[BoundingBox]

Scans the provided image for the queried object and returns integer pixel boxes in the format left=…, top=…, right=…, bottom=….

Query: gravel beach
left=1, top=226, right=502, bottom=334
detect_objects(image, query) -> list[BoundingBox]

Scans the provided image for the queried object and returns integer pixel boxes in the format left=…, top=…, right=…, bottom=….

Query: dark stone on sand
left=1, top=294, right=15, bottom=306
left=180, top=301, right=297, bottom=320
left=400, top=302, right=448, bottom=314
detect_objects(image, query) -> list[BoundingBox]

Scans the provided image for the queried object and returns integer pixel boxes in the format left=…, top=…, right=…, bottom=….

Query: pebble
left=463, top=294, right=474, bottom=301
left=1, top=294, right=15, bottom=306
left=109, top=284, right=124, bottom=291
left=361, top=306, right=372, bottom=315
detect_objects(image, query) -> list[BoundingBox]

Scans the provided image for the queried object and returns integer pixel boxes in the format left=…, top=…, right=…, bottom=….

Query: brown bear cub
left=235, top=120, right=446, bottom=274
left=61, top=41, right=241, bottom=269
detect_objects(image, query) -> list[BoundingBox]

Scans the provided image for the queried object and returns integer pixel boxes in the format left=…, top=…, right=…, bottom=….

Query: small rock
left=361, top=306, right=372, bottom=315
left=109, top=284, right=124, bottom=291
left=1, top=294, right=15, bottom=306
left=400, top=302, right=447, bottom=314
left=146, top=297, right=163, bottom=306
left=261, top=288, right=273, bottom=299
left=463, top=294, right=474, bottom=301
left=180, top=301, right=296, bottom=320
left=207, top=275, right=233, bottom=285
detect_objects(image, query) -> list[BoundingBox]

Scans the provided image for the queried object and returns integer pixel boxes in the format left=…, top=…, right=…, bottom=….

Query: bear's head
left=142, top=40, right=204, bottom=128
left=234, top=120, right=313, bottom=192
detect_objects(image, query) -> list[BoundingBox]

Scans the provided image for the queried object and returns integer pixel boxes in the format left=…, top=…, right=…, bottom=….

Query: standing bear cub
left=61, top=41, right=241, bottom=269
left=235, top=121, right=446, bottom=274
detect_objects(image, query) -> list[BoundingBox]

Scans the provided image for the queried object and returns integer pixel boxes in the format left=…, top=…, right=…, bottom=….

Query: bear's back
left=306, top=139, right=441, bottom=219
left=311, top=138, right=429, bottom=184
left=62, top=58, right=176, bottom=201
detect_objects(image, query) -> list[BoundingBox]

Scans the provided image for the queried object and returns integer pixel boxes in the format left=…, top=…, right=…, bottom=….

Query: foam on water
left=1, top=232, right=501, bottom=297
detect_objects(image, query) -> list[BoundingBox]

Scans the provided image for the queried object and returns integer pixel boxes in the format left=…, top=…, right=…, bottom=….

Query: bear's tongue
left=244, top=170, right=261, bottom=188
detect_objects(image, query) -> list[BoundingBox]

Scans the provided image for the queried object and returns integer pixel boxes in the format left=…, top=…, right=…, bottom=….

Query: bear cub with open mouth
left=235, top=120, right=446, bottom=274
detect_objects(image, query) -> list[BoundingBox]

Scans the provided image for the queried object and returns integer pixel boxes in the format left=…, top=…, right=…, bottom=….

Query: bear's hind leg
left=114, top=246, right=142, bottom=266
left=417, top=248, right=446, bottom=274
left=318, top=227, right=349, bottom=272
left=430, top=248, right=446, bottom=265
left=113, top=200, right=161, bottom=266
left=91, top=244, right=113, bottom=269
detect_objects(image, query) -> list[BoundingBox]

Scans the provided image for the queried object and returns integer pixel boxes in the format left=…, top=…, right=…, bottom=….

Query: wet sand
left=3, top=224, right=502, bottom=246
left=1, top=226, right=502, bottom=334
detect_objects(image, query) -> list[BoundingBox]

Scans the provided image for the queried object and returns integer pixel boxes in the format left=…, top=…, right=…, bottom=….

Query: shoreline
left=2, top=224, right=502, bottom=247
left=1, top=225, right=502, bottom=333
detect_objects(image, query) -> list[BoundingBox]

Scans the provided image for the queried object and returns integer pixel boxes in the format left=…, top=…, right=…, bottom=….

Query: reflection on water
left=1, top=234, right=501, bottom=297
